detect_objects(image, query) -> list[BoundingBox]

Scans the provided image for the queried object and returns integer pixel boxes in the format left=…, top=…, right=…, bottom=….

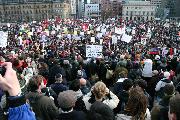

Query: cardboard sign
left=86, top=45, right=103, bottom=58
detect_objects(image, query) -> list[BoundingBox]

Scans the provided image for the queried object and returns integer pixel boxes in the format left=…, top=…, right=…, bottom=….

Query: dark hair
left=122, top=79, right=133, bottom=91
left=169, top=94, right=180, bottom=120
left=27, top=75, right=44, bottom=92
left=164, top=84, right=175, bottom=96
left=135, top=79, right=147, bottom=90
left=69, top=80, right=80, bottom=91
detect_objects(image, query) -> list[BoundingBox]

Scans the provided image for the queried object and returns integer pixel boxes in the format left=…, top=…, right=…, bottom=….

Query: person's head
left=92, top=81, right=107, bottom=100
left=27, top=75, right=45, bottom=92
left=125, top=86, right=148, bottom=120
left=69, top=79, right=80, bottom=91
left=77, top=70, right=83, bottom=78
left=55, top=73, right=63, bottom=83
left=164, top=84, right=175, bottom=96
left=122, top=79, right=133, bottom=91
left=164, top=71, right=170, bottom=79
left=57, top=90, right=77, bottom=111
left=145, top=54, right=150, bottom=59
left=169, top=93, right=180, bottom=120
left=119, top=70, right=128, bottom=78
left=89, top=101, right=114, bottom=120
left=135, top=79, right=147, bottom=90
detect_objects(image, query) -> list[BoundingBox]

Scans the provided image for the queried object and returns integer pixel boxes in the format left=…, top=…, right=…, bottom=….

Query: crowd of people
left=0, top=18, right=180, bottom=120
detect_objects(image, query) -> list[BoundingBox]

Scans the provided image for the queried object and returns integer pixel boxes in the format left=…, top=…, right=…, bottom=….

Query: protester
left=57, top=90, right=87, bottom=120
left=116, top=86, right=151, bottom=120
left=0, top=18, right=180, bottom=120
left=26, top=75, right=59, bottom=120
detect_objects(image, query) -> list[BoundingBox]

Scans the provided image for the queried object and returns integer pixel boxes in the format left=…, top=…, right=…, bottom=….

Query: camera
left=0, top=66, right=6, bottom=76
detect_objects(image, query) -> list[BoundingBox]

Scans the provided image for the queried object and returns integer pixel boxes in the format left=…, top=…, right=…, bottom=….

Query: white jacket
left=83, top=89, right=119, bottom=110
left=142, top=59, right=153, bottom=77
left=155, top=78, right=173, bottom=92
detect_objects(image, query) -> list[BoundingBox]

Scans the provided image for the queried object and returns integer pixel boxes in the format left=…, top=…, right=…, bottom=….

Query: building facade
left=101, top=0, right=122, bottom=19
left=84, top=4, right=100, bottom=19
left=70, top=0, right=77, bottom=17
left=160, top=0, right=180, bottom=21
left=122, top=0, right=156, bottom=21
left=151, top=0, right=161, bottom=6
left=0, top=0, right=71, bottom=22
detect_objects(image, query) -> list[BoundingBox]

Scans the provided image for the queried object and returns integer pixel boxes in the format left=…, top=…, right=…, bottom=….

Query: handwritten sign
left=86, top=45, right=103, bottom=58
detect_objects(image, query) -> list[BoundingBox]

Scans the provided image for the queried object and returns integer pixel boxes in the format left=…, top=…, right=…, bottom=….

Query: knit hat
left=155, top=55, right=160, bottom=60
left=77, top=70, right=83, bottom=77
left=57, top=90, right=77, bottom=109
left=164, top=71, right=170, bottom=79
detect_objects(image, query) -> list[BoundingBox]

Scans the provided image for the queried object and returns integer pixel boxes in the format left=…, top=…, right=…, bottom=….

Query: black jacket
left=57, top=110, right=87, bottom=120
left=26, top=92, right=59, bottom=120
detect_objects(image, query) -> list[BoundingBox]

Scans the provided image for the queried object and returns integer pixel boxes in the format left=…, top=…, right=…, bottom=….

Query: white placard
left=80, top=32, right=84, bottom=36
left=91, top=37, right=95, bottom=43
left=0, top=31, right=8, bottom=47
left=121, top=34, right=132, bottom=43
left=112, top=35, right=117, bottom=44
left=86, top=45, right=103, bottom=58
left=141, top=38, right=147, bottom=45
left=97, top=32, right=103, bottom=38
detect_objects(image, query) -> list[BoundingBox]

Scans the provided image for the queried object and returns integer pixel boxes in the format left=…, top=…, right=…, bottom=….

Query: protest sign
left=86, top=45, right=103, bottom=58
left=141, top=38, right=147, bottom=45
left=121, top=34, right=132, bottom=43
left=91, top=37, right=95, bottom=43
left=0, top=31, right=8, bottom=47
left=112, top=35, right=118, bottom=44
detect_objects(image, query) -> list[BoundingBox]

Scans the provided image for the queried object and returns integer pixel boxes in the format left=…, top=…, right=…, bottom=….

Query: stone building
left=0, top=0, right=71, bottom=22
left=122, top=0, right=156, bottom=21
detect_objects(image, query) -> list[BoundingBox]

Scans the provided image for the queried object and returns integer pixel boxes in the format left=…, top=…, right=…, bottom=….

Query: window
left=147, top=11, right=149, bottom=16
left=151, top=12, right=154, bottom=16
left=143, top=11, right=145, bottom=15
left=126, top=11, right=128, bottom=15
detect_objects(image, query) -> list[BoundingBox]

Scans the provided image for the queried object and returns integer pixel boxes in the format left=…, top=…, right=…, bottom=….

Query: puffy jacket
left=8, top=95, right=36, bottom=120
left=83, top=89, right=119, bottom=110
left=8, top=104, right=36, bottom=120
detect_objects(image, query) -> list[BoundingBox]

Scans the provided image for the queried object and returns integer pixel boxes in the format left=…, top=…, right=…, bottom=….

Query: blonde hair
left=92, top=81, right=107, bottom=99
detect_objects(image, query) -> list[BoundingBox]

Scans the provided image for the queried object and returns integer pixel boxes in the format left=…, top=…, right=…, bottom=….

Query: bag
left=106, top=69, right=114, bottom=79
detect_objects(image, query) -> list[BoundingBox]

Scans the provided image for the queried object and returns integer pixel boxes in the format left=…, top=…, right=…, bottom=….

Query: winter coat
left=56, top=110, right=87, bottom=120
left=142, top=59, right=153, bottom=77
left=116, top=109, right=151, bottom=120
left=26, top=92, right=59, bottom=120
left=74, top=90, right=87, bottom=112
left=155, top=78, right=173, bottom=92
left=83, top=89, right=119, bottom=110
